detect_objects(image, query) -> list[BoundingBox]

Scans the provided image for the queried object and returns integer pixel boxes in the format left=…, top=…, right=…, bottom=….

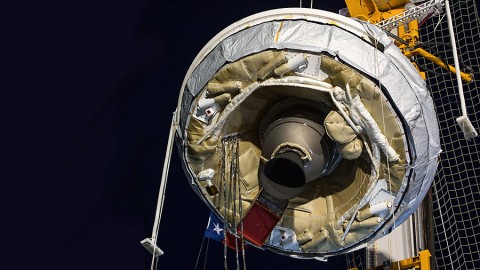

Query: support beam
left=141, top=111, right=177, bottom=257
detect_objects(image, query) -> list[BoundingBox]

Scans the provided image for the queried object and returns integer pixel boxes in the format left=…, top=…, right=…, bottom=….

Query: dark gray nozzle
left=260, top=152, right=306, bottom=200
left=258, top=98, right=339, bottom=200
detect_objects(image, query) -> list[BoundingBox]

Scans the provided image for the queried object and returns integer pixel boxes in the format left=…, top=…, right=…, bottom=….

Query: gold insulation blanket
left=185, top=50, right=407, bottom=252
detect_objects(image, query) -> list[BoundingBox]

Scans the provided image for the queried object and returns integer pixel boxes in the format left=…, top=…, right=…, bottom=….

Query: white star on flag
left=204, top=212, right=225, bottom=242
left=213, top=223, right=223, bottom=235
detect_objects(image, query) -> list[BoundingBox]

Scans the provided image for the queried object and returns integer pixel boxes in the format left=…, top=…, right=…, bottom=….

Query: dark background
left=3, top=1, right=355, bottom=269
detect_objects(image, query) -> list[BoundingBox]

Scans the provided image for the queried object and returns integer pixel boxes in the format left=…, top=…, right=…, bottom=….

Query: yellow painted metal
left=405, top=48, right=473, bottom=83
left=396, top=250, right=432, bottom=270
left=344, top=0, right=404, bottom=23
left=347, top=250, right=431, bottom=270
left=344, top=0, right=474, bottom=82
left=418, top=250, right=431, bottom=270
left=374, top=0, right=410, bottom=12
left=344, top=0, right=383, bottom=23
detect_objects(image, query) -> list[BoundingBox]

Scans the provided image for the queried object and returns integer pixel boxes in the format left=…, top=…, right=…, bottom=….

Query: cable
left=203, top=239, right=210, bottom=270
left=385, top=31, right=409, bottom=46
left=222, top=137, right=229, bottom=270
left=415, top=41, right=452, bottom=48
left=194, top=237, right=206, bottom=270
left=416, top=42, right=477, bottom=75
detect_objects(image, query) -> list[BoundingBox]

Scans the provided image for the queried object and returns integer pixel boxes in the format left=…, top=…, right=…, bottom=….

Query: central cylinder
left=258, top=98, right=335, bottom=200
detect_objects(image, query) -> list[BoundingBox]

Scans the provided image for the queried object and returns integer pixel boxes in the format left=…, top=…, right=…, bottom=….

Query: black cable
left=416, top=41, right=477, bottom=75
left=415, top=41, right=452, bottom=49
left=385, top=31, right=409, bottom=46
left=418, top=63, right=452, bottom=76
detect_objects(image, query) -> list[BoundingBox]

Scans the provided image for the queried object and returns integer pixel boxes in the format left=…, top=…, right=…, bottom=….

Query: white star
left=213, top=223, right=223, bottom=235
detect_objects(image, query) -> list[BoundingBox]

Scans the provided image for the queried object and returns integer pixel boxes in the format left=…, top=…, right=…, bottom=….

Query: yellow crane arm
left=344, top=0, right=474, bottom=83
left=406, top=48, right=473, bottom=82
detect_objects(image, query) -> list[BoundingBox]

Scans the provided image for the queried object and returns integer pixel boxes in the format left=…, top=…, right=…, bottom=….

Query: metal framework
left=375, top=0, right=443, bottom=32
left=344, top=0, right=476, bottom=139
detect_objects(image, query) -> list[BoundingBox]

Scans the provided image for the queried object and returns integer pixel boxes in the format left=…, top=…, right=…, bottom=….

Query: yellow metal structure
left=405, top=48, right=473, bottom=82
left=344, top=0, right=402, bottom=23
left=344, top=0, right=473, bottom=83
left=348, top=250, right=431, bottom=270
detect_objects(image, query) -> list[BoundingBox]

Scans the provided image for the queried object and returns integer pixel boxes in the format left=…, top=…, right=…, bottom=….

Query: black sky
left=3, top=1, right=355, bottom=269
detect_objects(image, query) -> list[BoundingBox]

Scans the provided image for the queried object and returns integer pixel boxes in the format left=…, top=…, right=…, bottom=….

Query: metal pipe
left=445, top=0, right=468, bottom=116
left=410, top=48, right=472, bottom=83
left=444, top=0, right=477, bottom=139
left=143, top=111, right=177, bottom=257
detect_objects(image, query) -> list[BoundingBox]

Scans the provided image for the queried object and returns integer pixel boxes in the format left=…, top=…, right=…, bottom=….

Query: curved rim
left=175, top=8, right=373, bottom=125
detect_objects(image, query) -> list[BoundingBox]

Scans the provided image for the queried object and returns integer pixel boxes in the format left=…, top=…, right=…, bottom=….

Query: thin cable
left=433, top=13, right=446, bottom=32
left=231, top=137, right=240, bottom=270
left=222, top=138, right=229, bottom=270
left=371, top=36, right=388, bottom=264
left=203, top=239, right=210, bottom=270
left=227, top=138, right=236, bottom=269
left=373, top=32, right=397, bottom=264
left=194, top=237, right=206, bottom=270
left=236, top=138, right=242, bottom=270
left=235, top=138, right=246, bottom=270
left=239, top=192, right=246, bottom=270
left=385, top=30, right=409, bottom=46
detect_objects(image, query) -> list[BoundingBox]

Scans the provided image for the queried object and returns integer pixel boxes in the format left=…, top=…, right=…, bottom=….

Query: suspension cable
left=203, top=238, right=210, bottom=270
left=231, top=138, right=240, bottom=270
left=194, top=236, right=206, bottom=270
left=222, top=138, right=229, bottom=270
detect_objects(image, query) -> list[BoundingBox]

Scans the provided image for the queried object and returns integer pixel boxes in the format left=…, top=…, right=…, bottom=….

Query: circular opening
left=263, top=157, right=305, bottom=188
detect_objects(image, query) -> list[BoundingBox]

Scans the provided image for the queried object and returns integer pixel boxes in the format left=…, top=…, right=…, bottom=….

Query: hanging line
left=374, top=29, right=402, bottom=269
left=203, top=238, right=210, bottom=270
left=234, top=136, right=247, bottom=270
left=233, top=137, right=243, bottom=270
left=239, top=194, right=247, bottom=270
left=237, top=139, right=247, bottom=270
left=222, top=137, right=229, bottom=270
left=232, top=136, right=247, bottom=270
left=299, top=0, right=314, bottom=8
left=227, top=138, right=234, bottom=269
left=227, top=137, right=234, bottom=269
left=194, top=236, right=206, bottom=270
left=224, top=135, right=245, bottom=270
left=221, top=134, right=247, bottom=270
left=229, top=138, right=240, bottom=270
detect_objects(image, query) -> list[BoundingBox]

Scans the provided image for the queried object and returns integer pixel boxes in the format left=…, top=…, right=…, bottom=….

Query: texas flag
left=204, top=212, right=247, bottom=251
left=204, top=212, right=224, bottom=242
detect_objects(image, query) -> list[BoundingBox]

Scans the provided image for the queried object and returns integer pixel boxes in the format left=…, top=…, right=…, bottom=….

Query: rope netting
left=416, top=1, right=480, bottom=269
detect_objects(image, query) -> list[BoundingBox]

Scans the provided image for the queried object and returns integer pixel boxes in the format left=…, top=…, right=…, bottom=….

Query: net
left=345, top=248, right=368, bottom=269
left=416, top=0, right=480, bottom=269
